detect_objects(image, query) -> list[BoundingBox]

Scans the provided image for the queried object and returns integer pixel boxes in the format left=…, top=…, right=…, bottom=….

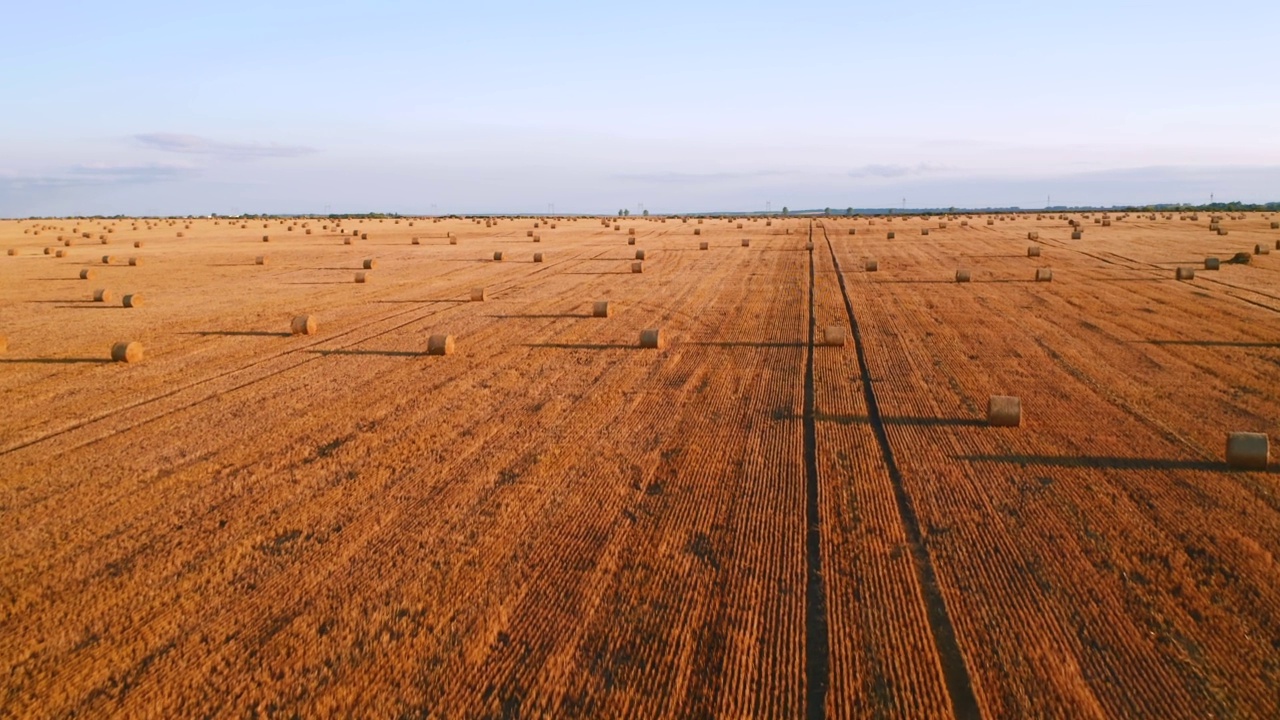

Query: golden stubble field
left=2, top=212, right=1279, bottom=718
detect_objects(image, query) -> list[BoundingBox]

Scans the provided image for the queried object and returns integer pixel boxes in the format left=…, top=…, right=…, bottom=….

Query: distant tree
left=623, top=209, right=630, bottom=216
left=845, top=207, right=853, bottom=216
left=824, top=207, right=831, bottom=216
left=642, top=209, right=649, bottom=216
left=782, top=207, right=789, bottom=215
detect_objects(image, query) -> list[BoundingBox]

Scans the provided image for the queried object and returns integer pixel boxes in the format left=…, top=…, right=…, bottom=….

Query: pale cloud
left=133, top=132, right=317, bottom=158
left=847, top=163, right=949, bottom=179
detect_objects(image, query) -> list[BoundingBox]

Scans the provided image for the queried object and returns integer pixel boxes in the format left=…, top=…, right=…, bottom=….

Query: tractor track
left=819, top=222, right=981, bottom=720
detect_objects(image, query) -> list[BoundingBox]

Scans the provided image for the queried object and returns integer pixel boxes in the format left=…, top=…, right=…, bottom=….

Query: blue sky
left=2, top=0, right=1278, bottom=215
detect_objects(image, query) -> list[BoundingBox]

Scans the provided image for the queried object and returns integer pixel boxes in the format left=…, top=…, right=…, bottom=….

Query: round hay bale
left=55, top=250, right=67, bottom=258
left=64, top=239, right=73, bottom=246
left=1226, top=432, right=1269, bottom=470
left=631, top=261, right=644, bottom=273
left=1176, top=267, right=1195, bottom=281
left=1218, top=228, right=1229, bottom=236
left=1204, top=257, right=1220, bottom=270
left=766, top=220, right=772, bottom=226
left=262, top=235, right=270, bottom=242
left=613, top=224, right=621, bottom=231
left=1027, top=246, right=1041, bottom=257
left=639, top=328, right=664, bottom=349
left=256, top=255, right=269, bottom=265
left=987, top=395, right=1021, bottom=427
left=987, top=219, right=994, bottom=225
left=627, top=237, right=636, bottom=246
left=629, top=228, right=636, bottom=235
left=1271, top=221, right=1279, bottom=229
left=939, top=222, right=948, bottom=229
left=111, top=341, right=143, bottom=363
left=412, top=237, right=421, bottom=244
left=177, top=232, right=184, bottom=238
left=533, top=252, right=544, bottom=262
left=427, top=334, right=455, bottom=356
left=344, top=237, right=353, bottom=245
left=363, top=258, right=377, bottom=269
left=741, top=238, right=750, bottom=247
left=699, top=241, right=709, bottom=250
left=736, top=223, right=743, bottom=229
left=493, top=251, right=504, bottom=261
left=1035, top=268, right=1053, bottom=282
left=291, top=314, right=317, bottom=335
left=848, top=228, right=856, bottom=235
left=470, top=287, right=487, bottom=302
left=805, top=241, right=814, bottom=250
left=128, top=257, right=142, bottom=266
left=361, top=233, right=368, bottom=240
left=527, top=230, right=534, bottom=237
left=80, top=269, right=96, bottom=280
left=122, top=293, right=144, bottom=308
left=823, top=326, right=846, bottom=347
left=450, top=237, right=458, bottom=245
left=306, top=229, right=312, bottom=235
left=101, top=255, right=114, bottom=264
left=1071, top=231, right=1083, bottom=240
left=593, top=300, right=612, bottom=317
left=533, top=235, right=541, bottom=242
left=694, top=228, right=701, bottom=235
left=100, top=237, right=109, bottom=244
left=352, top=230, right=360, bottom=236
left=1027, top=231, right=1039, bottom=240
left=955, top=269, right=971, bottom=282
left=635, top=249, right=646, bottom=260
left=1102, top=220, right=1112, bottom=226
left=865, top=259, right=878, bottom=272
left=887, top=231, right=895, bottom=239
left=1255, top=244, right=1270, bottom=255
left=43, top=247, right=54, bottom=255
left=921, top=228, right=930, bottom=236
left=93, top=288, right=113, bottom=302
left=355, top=272, right=369, bottom=283
left=134, top=241, right=143, bottom=248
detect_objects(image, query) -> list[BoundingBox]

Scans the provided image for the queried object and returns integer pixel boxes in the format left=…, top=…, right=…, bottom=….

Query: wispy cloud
left=133, top=132, right=317, bottom=158
left=847, top=163, right=948, bottom=179
left=0, top=162, right=199, bottom=191
left=611, top=169, right=788, bottom=183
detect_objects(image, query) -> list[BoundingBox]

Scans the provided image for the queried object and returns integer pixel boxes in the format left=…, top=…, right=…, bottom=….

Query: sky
left=2, top=0, right=1278, bottom=216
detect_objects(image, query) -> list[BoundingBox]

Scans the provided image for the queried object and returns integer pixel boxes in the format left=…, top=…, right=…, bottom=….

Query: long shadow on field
left=371, top=299, right=468, bottom=304
left=307, top=349, right=425, bottom=358
left=0, top=357, right=113, bottom=364
left=817, top=413, right=986, bottom=427
left=282, top=281, right=360, bottom=285
left=488, top=313, right=592, bottom=319
left=52, top=305, right=123, bottom=310
left=183, top=330, right=292, bottom=338
left=957, top=453, right=1280, bottom=473
left=690, top=341, right=806, bottom=348
left=1137, top=339, right=1280, bottom=348
left=207, top=263, right=263, bottom=267
left=34, top=278, right=84, bottom=282
left=524, top=342, right=632, bottom=350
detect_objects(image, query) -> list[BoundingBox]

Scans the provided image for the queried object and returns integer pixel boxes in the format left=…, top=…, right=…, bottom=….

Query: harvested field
left=1, top=214, right=1279, bottom=718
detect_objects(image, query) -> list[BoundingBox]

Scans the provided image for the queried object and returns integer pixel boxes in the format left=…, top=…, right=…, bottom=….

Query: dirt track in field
left=2, top=213, right=1278, bottom=718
